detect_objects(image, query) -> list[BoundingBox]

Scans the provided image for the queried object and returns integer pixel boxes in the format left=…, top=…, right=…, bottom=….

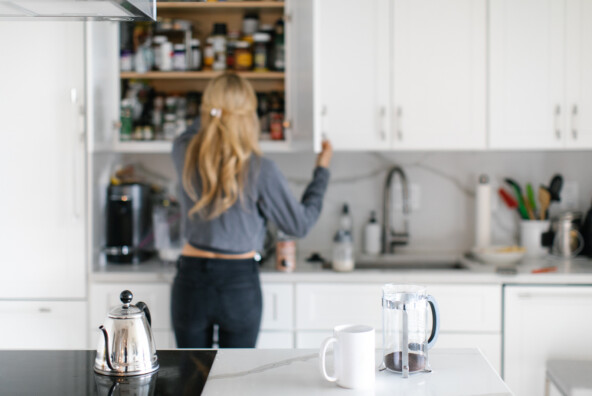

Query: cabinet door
left=392, top=0, right=486, bottom=150
left=285, top=0, right=315, bottom=152
left=565, top=0, right=592, bottom=148
left=0, top=301, right=86, bottom=349
left=0, top=22, right=86, bottom=299
left=489, top=0, right=566, bottom=149
left=313, top=0, right=390, bottom=151
left=261, top=283, right=293, bottom=330
left=504, top=285, right=592, bottom=396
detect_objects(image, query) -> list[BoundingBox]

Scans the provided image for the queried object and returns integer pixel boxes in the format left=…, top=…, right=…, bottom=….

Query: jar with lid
left=120, top=49, right=133, bottom=72
left=269, top=92, right=284, bottom=140
left=211, top=23, right=228, bottom=71
left=332, top=230, right=354, bottom=272
left=203, top=37, right=214, bottom=70
left=234, top=40, right=253, bottom=71
left=159, top=41, right=173, bottom=72
left=242, top=13, right=259, bottom=40
left=253, top=32, right=271, bottom=72
left=172, top=44, right=186, bottom=71
left=189, top=39, right=201, bottom=71
left=226, top=30, right=240, bottom=70
left=152, top=36, right=167, bottom=70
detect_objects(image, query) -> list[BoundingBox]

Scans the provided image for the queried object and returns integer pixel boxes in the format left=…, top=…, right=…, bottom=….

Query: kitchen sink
left=352, top=261, right=468, bottom=270
left=320, top=253, right=470, bottom=271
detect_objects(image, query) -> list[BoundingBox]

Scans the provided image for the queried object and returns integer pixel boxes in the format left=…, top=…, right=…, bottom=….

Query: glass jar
left=234, top=40, right=253, bottom=71
left=253, top=32, right=271, bottom=72
left=332, top=230, right=354, bottom=272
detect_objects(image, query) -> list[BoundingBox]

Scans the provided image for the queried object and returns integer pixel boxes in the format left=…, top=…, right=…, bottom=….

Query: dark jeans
left=171, top=256, right=262, bottom=348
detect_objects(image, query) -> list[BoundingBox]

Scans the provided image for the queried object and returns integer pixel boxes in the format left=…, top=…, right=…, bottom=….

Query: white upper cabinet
left=489, top=0, right=592, bottom=149
left=313, top=0, right=486, bottom=151
left=313, top=0, right=391, bottom=151
left=392, top=0, right=486, bottom=150
left=565, top=0, right=592, bottom=148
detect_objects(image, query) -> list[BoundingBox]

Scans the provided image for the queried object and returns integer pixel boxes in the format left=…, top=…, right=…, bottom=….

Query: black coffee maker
left=105, top=183, right=154, bottom=263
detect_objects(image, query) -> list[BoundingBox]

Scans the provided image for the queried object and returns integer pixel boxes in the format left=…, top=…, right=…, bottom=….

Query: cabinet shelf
left=157, top=1, right=284, bottom=10
left=120, top=71, right=285, bottom=80
left=109, top=139, right=291, bottom=153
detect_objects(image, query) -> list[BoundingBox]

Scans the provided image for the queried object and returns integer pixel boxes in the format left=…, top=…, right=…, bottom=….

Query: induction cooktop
left=0, top=349, right=217, bottom=395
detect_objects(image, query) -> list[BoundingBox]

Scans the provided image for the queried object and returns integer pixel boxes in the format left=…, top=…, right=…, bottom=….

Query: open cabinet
left=87, top=0, right=313, bottom=270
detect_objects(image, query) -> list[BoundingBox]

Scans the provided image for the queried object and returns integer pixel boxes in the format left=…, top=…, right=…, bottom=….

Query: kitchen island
left=0, top=348, right=512, bottom=395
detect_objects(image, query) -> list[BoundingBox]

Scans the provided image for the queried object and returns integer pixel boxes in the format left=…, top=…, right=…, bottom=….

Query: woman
left=171, top=73, right=332, bottom=348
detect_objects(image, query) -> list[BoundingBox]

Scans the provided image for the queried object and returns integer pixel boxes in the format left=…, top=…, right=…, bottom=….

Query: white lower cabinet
left=503, top=285, right=592, bottom=396
left=295, top=283, right=502, bottom=372
left=89, top=282, right=176, bottom=349
left=0, top=301, right=86, bottom=349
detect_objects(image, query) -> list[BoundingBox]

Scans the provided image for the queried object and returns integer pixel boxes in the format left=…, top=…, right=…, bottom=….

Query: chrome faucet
left=382, top=166, right=410, bottom=253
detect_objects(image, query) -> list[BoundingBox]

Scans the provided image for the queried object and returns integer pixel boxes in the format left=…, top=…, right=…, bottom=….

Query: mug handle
left=426, top=295, right=440, bottom=349
left=319, top=336, right=338, bottom=382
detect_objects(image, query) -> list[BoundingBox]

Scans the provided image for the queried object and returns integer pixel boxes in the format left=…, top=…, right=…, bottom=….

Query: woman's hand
left=316, top=140, right=333, bottom=168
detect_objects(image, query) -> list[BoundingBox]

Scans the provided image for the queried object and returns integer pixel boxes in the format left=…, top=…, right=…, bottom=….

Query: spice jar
left=234, top=41, right=253, bottom=71
left=253, top=32, right=271, bottom=72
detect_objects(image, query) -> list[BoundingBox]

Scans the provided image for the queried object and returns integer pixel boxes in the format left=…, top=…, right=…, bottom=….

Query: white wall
left=127, top=151, right=592, bottom=258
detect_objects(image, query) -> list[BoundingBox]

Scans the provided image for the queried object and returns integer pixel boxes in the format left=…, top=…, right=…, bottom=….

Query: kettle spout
left=99, top=325, right=115, bottom=371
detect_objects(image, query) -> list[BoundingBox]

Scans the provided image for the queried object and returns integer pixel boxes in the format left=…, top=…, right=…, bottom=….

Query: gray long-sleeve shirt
left=172, top=123, right=330, bottom=254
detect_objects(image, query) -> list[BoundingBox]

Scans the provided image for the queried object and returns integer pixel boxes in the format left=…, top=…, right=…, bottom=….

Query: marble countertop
left=0, top=348, right=512, bottom=395
left=90, top=252, right=592, bottom=285
left=203, top=348, right=513, bottom=395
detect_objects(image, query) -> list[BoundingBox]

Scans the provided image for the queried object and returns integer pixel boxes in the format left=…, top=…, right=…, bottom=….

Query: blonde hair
left=183, top=73, right=261, bottom=219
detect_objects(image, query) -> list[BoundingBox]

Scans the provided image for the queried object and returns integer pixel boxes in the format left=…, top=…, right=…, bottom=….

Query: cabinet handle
left=517, top=292, right=592, bottom=300
left=379, top=106, right=386, bottom=141
left=320, top=105, right=328, bottom=143
left=572, top=105, right=578, bottom=140
left=396, top=107, right=403, bottom=141
left=70, top=88, right=84, bottom=219
left=38, top=307, right=51, bottom=313
left=272, top=294, right=278, bottom=321
left=554, top=105, right=562, bottom=140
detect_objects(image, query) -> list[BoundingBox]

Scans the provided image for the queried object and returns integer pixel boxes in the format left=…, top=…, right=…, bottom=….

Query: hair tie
left=210, top=108, right=222, bottom=118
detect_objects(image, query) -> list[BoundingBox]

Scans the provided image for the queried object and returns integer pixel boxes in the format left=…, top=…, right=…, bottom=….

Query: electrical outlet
left=393, top=184, right=421, bottom=211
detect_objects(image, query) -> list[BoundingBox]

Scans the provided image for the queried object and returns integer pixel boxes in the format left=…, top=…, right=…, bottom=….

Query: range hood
left=0, top=0, right=155, bottom=21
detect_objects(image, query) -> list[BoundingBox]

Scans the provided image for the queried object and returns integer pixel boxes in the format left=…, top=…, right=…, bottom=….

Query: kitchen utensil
left=504, top=178, right=528, bottom=219
left=549, top=174, right=564, bottom=202
left=539, top=186, right=551, bottom=220
left=95, top=290, right=159, bottom=376
left=319, top=324, right=375, bottom=390
left=520, top=220, right=551, bottom=257
left=550, top=211, right=584, bottom=258
left=523, top=195, right=535, bottom=220
left=531, top=266, right=558, bottom=274
left=498, top=188, right=518, bottom=209
left=470, top=245, right=525, bottom=265
left=382, top=284, right=440, bottom=378
left=105, top=183, right=155, bottom=264
left=526, top=183, right=537, bottom=213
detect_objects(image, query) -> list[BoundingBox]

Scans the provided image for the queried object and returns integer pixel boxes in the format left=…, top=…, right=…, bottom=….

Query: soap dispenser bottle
left=332, top=203, right=355, bottom=272
left=364, top=211, right=381, bottom=255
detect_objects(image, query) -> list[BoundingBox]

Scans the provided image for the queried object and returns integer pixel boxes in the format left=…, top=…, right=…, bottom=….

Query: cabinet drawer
left=261, top=283, right=293, bottom=330
left=90, top=283, right=172, bottom=331
left=295, top=283, right=501, bottom=332
left=0, top=301, right=86, bottom=349
left=257, top=331, right=294, bottom=349
left=296, top=283, right=382, bottom=330
left=428, top=285, right=501, bottom=332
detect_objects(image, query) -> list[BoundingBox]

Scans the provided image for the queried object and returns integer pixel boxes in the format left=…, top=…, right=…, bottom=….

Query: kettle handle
left=136, top=301, right=152, bottom=326
left=426, top=295, right=440, bottom=349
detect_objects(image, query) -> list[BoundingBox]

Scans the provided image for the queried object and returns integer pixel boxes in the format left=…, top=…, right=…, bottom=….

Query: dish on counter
left=470, top=245, right=526, bottom=264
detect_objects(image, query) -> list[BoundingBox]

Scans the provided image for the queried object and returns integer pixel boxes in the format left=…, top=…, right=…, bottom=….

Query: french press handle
left=426, top=295, right=440, bottom=349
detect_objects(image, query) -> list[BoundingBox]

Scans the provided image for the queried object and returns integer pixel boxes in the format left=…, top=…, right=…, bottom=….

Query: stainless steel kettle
left=94, top=290, right=159, bottom=376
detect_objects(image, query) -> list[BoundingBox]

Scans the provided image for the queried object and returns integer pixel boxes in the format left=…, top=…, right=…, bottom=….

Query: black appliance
left=105, top=183, right=154, bottom=263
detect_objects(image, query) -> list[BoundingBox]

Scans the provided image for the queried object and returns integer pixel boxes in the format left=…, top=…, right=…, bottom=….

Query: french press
left=381, top=284, right=440, bottom=378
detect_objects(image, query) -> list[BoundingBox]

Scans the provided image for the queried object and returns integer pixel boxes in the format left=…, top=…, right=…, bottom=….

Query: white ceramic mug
left=520, top=220, right=551, bottom=257
left=319, top=324, right=375, bottom=390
